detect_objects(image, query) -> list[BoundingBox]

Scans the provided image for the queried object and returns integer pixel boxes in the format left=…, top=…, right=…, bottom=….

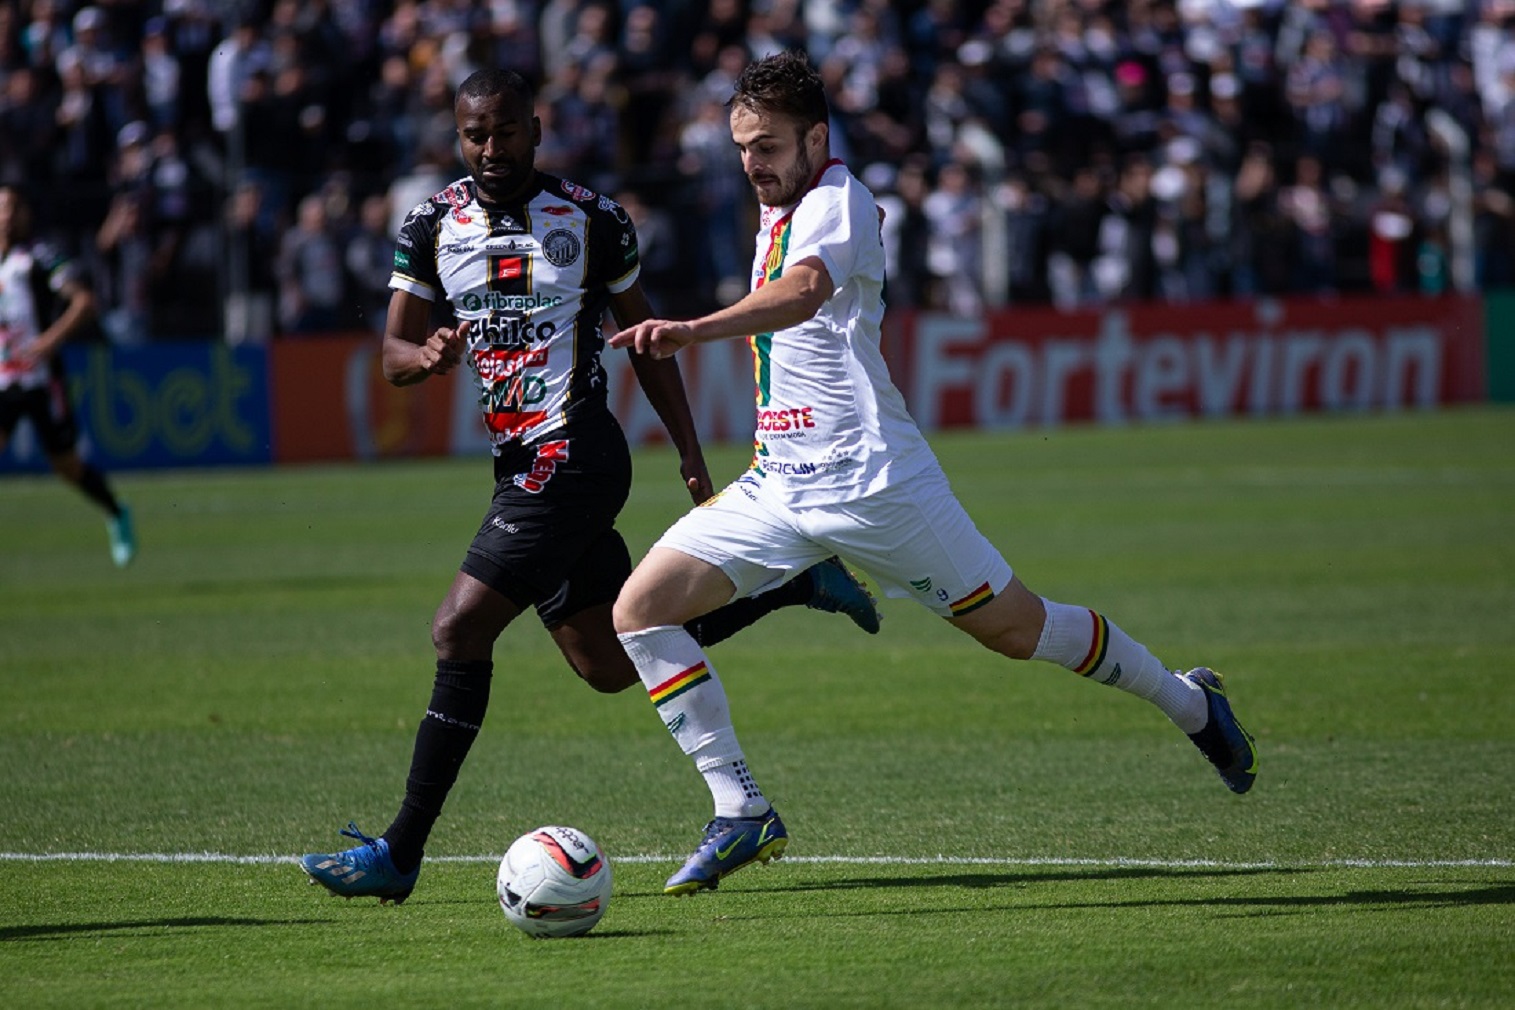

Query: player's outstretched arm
left=608, top=257, right=832, bottom=359
left=381, top=289, right=468, bottom=387
left=609, top=282, right=712, bottom=502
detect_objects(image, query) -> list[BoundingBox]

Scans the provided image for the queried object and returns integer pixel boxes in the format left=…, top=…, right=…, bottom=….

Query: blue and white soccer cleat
left=300, top=822, right=419, bottom=904
left=107, top=505, right=136, bottom=567
left=1183, top=667, right=1258, bottom=794
left=664, top=807, right=789, bottom=896
left=804, top=557, right=881, bottom=634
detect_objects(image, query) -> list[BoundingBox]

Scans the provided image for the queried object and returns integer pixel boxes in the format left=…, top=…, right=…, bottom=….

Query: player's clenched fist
left=609, top=319, right=695, bottom=360
left=423, top=319, right=471, bottom=374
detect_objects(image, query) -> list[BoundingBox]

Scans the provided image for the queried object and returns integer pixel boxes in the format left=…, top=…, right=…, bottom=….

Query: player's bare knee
left=611, top=594, right=652, bottom=636
left=430, top=603, right=462, bottom=655
left=431, top=600, right=491, bottom=658
left=985, top=623, right=1041, bottom=660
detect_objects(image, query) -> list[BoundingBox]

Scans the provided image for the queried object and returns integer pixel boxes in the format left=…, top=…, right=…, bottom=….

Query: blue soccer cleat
left=1183, top=667, right=1258, bottom=794
left=300, top=822, right=419, bottom=904
left=107, top=505, right=136, bottom=567
left=664, top=807, right=789, bottom=896
left=804, top=557, right=880, bottom=634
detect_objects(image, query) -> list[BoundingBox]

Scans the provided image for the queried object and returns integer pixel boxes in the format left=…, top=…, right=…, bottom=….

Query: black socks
left=683, top=569, right=813, bottom=647
left=76, top=464, right=122, bottom=516
left=383, top=658, right=493, bottom=874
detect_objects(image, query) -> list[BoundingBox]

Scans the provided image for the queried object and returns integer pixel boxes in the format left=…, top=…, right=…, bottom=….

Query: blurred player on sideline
left=609, top=52, right=1258, bottom=895
left=300, top=69, right=878, bottom=904
left=0, top=185, right=135, bottom=566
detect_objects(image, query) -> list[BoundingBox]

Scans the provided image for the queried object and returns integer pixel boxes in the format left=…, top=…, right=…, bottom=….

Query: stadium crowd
left=2, top=0, right=1514, bottom=344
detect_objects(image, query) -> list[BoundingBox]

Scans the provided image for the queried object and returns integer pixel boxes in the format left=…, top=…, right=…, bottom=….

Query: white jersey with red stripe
left=741, top=160, right=935, bottom=507
left=388, top=173, right=639, bottom=449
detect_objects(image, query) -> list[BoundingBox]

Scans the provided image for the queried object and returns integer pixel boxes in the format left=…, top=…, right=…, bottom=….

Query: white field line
left=0, top=852, right=1509, bottom=869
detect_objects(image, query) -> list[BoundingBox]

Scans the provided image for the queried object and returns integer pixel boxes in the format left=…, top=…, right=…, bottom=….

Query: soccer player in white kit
left=610, top=52, right=1258, bottom=896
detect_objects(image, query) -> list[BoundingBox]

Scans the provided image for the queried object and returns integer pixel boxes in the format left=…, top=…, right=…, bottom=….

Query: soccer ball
left=496, top=825, right=612, bottom=939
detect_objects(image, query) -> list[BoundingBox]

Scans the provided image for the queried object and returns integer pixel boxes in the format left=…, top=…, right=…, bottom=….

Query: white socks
left=619, top=603, right=1208, bottom=821
left=617, top=625, right=770, bottom=818
left=1033, top=599, right=1207, bottom=733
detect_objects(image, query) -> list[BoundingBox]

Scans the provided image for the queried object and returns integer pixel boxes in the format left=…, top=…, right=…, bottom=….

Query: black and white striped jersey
left=0, top=243, right=75, bottom=392
left=389, top=173, right=640, bottom=449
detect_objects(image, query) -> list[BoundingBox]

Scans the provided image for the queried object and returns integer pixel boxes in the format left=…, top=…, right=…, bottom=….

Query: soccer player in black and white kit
left=300, top=69, right=878, bottom=903
left=0, top=185, right=135, bottom=566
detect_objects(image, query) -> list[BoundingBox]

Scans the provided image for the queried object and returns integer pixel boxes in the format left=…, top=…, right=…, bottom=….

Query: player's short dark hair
left=456, top=69, right=535, bottom=107
left=729, top=51, right=829, bottom=130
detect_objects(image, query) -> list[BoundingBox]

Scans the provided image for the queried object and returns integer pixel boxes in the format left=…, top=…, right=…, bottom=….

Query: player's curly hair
left=729, top=50, right=829, bottom=130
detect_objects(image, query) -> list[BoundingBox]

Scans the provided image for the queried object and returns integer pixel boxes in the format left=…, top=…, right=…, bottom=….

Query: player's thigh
left=537, top=526, right=633, bottom=628
left=638, top=480, right=829, bottom=610
left=614, top=545, right=740, bottom=630
left=0, top=387, right=24, bottom=447
left=461, top=428, right=631, bottom=609
left=31, top=383, right=82, bottom=457
left=0, top=386, right=77, bottom=458
left=432, top=569, right=526, bottom=658
left=807, top=468, right=1015, bottom=619
left=539, top=528, right=639, bottom=692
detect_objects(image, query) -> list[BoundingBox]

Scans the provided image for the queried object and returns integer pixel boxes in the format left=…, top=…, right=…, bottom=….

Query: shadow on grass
left=743, top=869, right=1515, bottom=918
left=1182, top=884, right=1515, bottom=914
left=772, top=865, right=1286, bottom=892
left=0, top=917, right=332, bottom=942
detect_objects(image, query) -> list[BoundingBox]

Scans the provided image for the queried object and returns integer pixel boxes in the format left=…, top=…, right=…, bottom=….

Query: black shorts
left=0, top=379, right=79, bottom=456
left=459, top=416, right=635, bottom=628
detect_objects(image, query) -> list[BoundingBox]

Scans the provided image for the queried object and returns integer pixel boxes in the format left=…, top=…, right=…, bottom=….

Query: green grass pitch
left=2, top=406, right=1512, bottom=1008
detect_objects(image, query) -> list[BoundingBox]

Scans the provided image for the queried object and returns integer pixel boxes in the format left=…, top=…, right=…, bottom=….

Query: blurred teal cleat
left=108, top=505, right=136, bottom=567
left=804, top=557, right=880, bottom=634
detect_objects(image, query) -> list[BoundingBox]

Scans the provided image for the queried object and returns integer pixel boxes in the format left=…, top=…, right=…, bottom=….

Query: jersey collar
left=762, top=158, right=844, bottom=226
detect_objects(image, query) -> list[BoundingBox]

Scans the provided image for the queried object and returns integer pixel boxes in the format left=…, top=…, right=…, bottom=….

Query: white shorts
left=655, top=463, right=1015, bottom=619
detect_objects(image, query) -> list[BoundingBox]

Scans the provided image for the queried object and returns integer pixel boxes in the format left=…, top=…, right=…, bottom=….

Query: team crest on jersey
left=542, top=229, right=581, bottom=267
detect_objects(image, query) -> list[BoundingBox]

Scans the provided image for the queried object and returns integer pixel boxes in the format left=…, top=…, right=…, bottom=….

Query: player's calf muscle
left=949, top=585, right=1045, bottom=659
